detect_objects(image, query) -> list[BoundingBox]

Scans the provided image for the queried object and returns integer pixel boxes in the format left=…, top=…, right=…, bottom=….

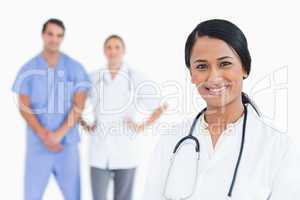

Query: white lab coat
left=143, top=105, right=300, bottom=200
left=82, top=65, right=161, bottom=169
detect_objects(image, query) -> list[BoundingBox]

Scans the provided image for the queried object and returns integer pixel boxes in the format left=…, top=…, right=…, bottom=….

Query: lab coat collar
left=102, top=63, right=129, bottom=83
left=197, top=105, right=257, bottom=136
left=196, top=104, right=262, bottom=172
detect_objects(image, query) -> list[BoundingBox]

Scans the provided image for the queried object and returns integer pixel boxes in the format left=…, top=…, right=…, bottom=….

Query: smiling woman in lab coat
left=143, top=19, right=300, bottom=200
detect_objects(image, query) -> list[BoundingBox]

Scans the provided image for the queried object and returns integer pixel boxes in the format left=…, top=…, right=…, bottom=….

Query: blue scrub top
left=12, top=53, right=91, bottom=147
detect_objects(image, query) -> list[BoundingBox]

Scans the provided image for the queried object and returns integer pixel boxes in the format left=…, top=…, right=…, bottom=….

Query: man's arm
left=53, top=91, right=87, bottom=140
left=18, top=95, right=62, bottom=152
left=19, top=95, right=48, bottom=138
left=78, top=96, right=97, bottom=132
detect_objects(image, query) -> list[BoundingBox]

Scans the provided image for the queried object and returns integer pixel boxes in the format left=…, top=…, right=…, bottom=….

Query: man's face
left=42, top=23, right=64, bottom=53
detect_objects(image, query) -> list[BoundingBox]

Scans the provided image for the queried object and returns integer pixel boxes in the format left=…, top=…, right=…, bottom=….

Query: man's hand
left=40, top=131, right=63, bottom=152
left=18, top=95, right=63, bottom=152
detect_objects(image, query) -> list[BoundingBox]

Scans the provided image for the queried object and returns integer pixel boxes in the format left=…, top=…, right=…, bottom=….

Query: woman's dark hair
left=104, top=34, right=126, bottom=48
left=185, top=19, right=260, bottom=115
left=42, top=18, right=65, bottom=33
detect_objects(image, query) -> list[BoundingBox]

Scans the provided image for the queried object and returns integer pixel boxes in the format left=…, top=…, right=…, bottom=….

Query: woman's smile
left=204, top=83, right=230, bottom=96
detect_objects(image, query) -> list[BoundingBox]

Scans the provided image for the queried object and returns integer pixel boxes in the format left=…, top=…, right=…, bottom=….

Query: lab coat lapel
left=198, top=105, right=261, bottom=174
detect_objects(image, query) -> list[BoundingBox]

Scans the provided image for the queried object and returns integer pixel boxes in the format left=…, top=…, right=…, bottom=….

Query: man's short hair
left=42, top=18, right=65, bottom=33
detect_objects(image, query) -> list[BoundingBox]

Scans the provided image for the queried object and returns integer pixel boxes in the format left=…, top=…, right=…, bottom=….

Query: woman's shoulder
left=247, top=105, right=292, bottom=152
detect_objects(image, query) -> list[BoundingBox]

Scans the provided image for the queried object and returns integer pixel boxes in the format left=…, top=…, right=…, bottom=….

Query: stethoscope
left=163, top=103, right=257, bottom=200
left=92, top=66, right=134, bottom=115
left=96, top=66, right=134, bottom=91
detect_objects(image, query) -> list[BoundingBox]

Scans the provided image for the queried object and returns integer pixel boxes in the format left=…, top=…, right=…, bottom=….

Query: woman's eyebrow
left=193, top=59, right=207, bottom=63
left=217, top=56, right=233, bottom=60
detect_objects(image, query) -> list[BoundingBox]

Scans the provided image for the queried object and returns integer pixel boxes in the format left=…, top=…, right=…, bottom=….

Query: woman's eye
left=220, top=61, right=232, bottom=68
left=196, top=64, right=208, bottom=70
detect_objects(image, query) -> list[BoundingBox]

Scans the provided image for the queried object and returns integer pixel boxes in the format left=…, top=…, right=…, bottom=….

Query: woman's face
left=104, top=38, right=125, bottom=66
left=189, top=36, right=247, bottom=108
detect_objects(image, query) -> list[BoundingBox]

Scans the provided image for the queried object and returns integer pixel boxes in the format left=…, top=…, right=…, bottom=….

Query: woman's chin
left=203, top=96, right=231, bottom=109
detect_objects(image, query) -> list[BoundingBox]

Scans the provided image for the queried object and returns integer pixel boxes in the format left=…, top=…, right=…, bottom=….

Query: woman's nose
left=207, top=67, right=222, bottom=83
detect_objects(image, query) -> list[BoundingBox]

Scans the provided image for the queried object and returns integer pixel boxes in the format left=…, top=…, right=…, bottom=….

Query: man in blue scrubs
left=12, top=19, right=90, bottom=200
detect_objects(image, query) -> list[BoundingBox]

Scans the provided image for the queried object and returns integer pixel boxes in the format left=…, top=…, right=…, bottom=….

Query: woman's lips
left=205, top=85, right=229, bottom=96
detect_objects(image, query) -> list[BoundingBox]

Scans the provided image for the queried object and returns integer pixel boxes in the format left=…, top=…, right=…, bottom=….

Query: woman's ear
left=242, top=68, right=248, bottom=79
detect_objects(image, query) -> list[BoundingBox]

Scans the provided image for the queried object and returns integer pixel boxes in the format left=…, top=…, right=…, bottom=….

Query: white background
left=0, top=0, right=299, bottom=199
